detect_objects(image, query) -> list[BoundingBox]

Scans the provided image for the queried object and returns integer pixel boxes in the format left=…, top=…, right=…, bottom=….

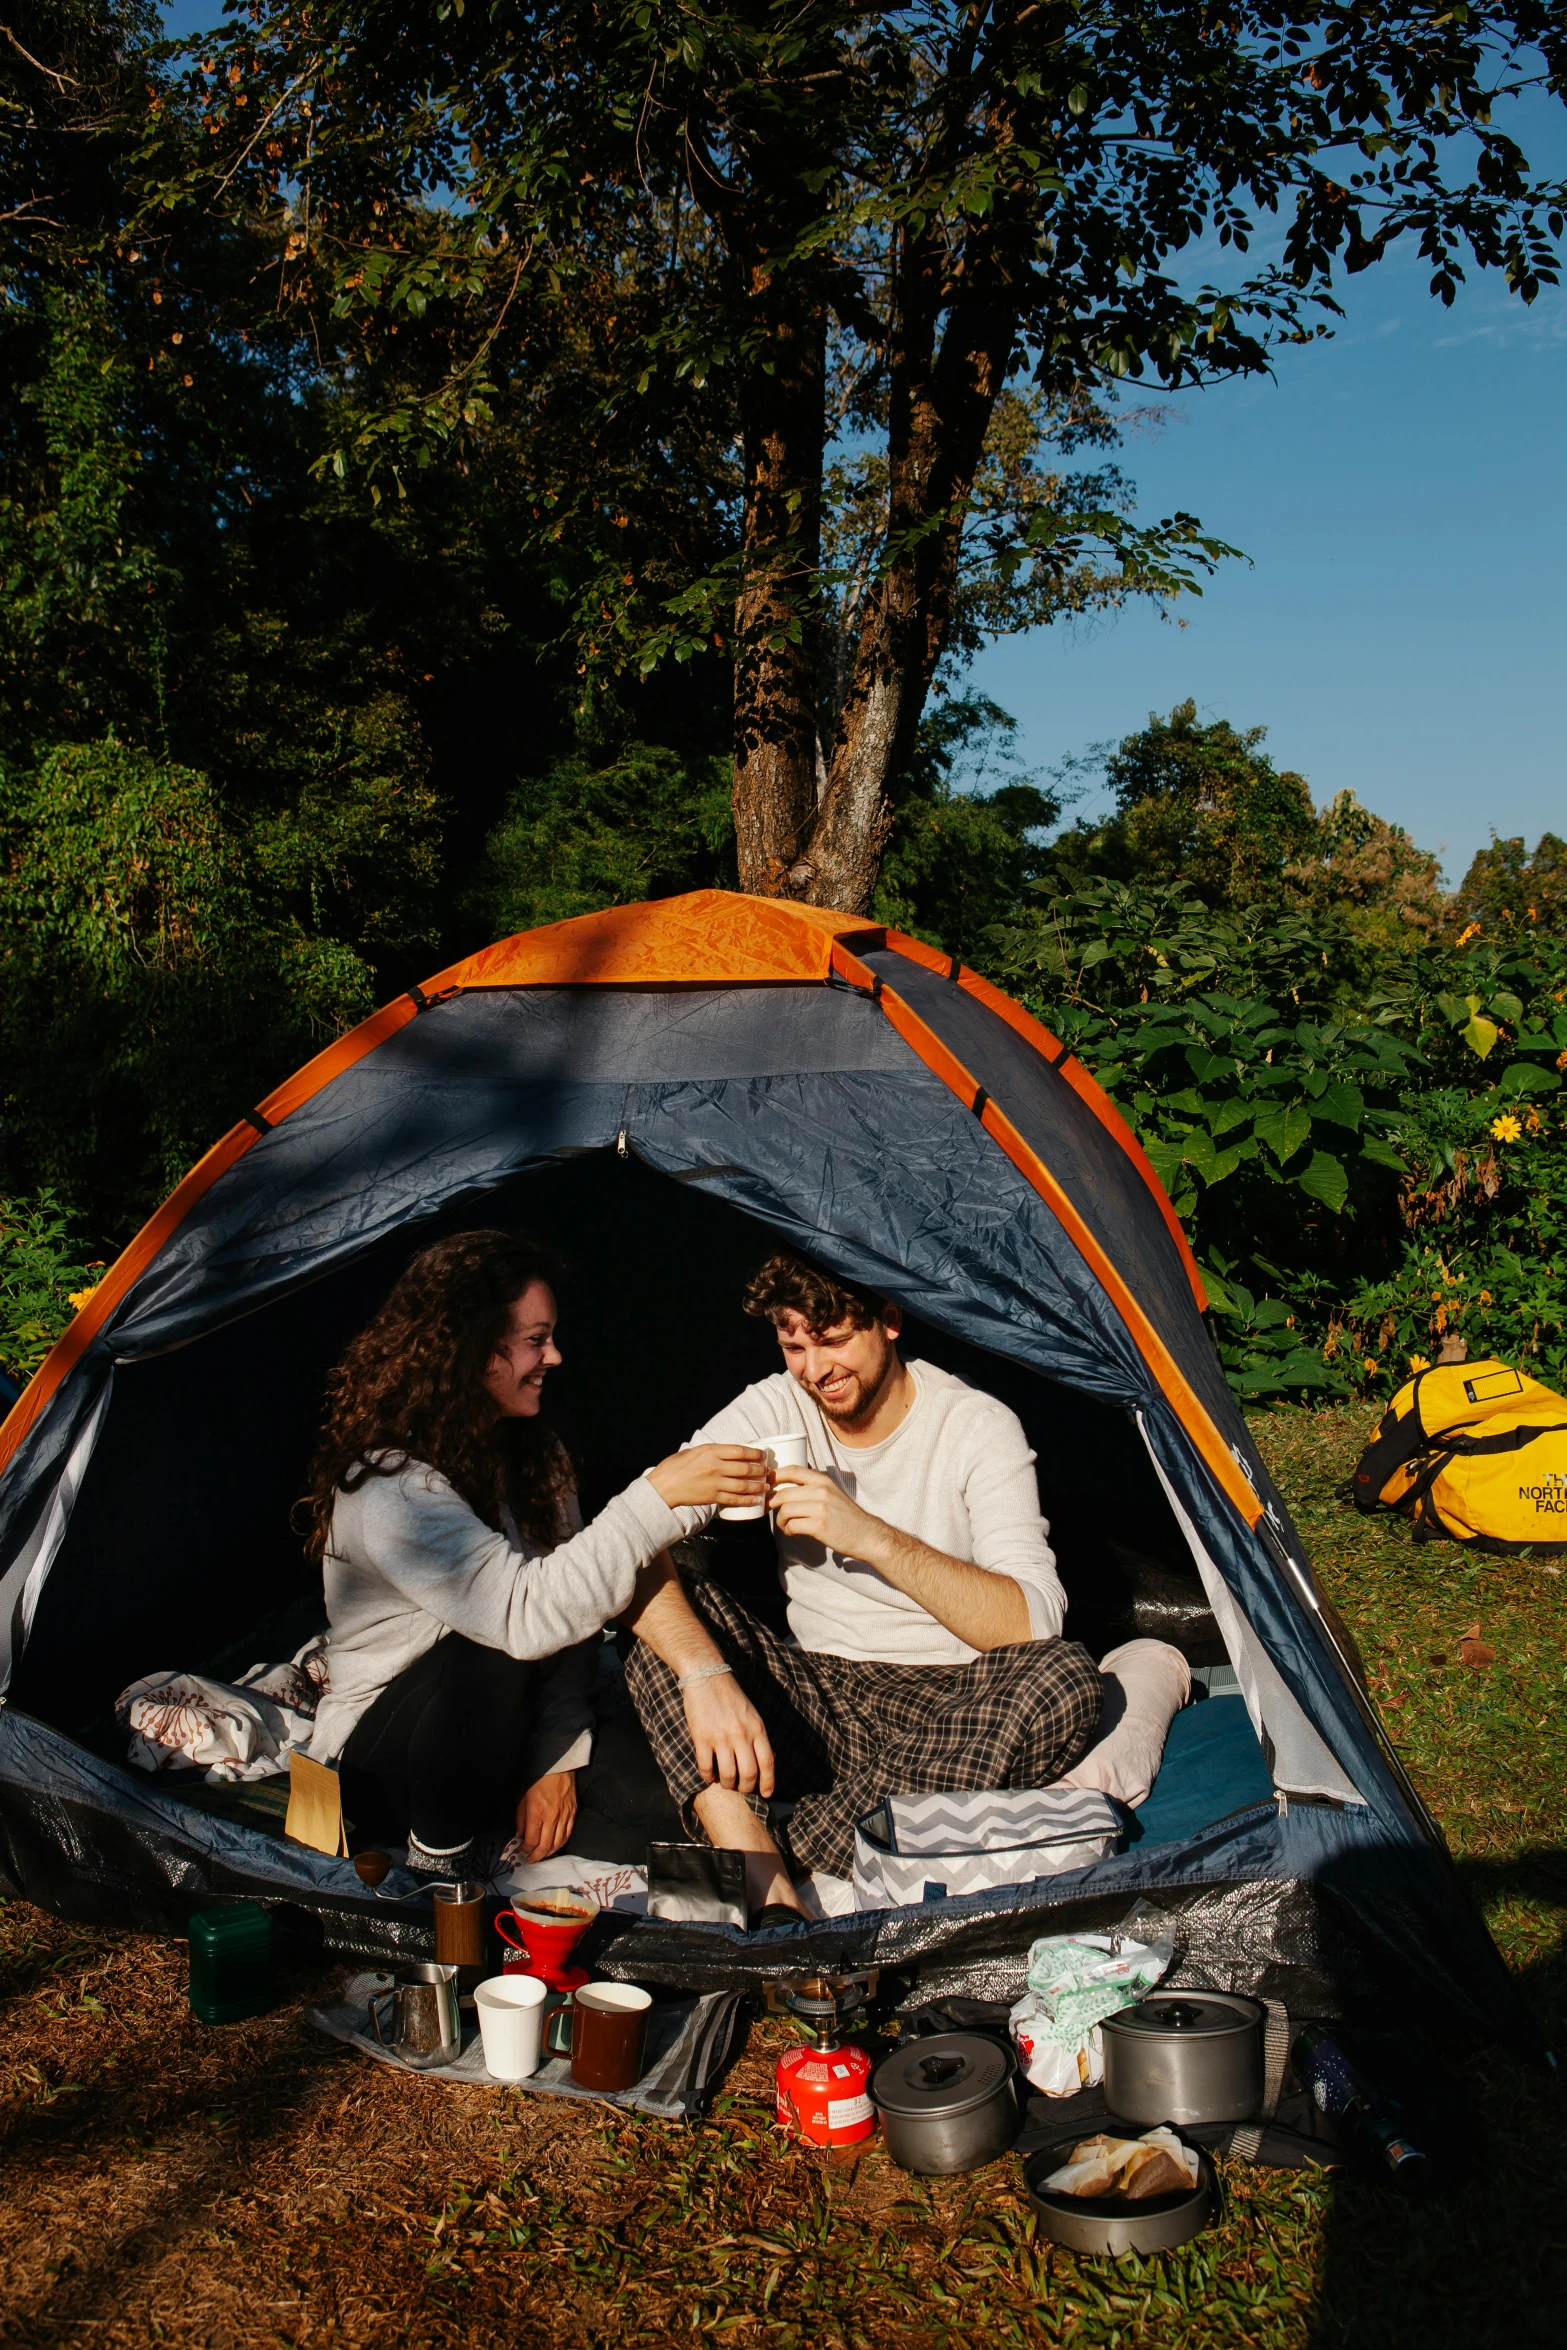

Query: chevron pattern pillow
left=851, top=1787, right=1123, bottom=1911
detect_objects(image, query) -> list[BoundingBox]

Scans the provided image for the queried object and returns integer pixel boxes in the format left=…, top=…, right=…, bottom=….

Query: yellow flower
left=1363, top=1357, right=1379, bottom=1375
left=1526, top=1107, right=1543, bottom=1135
left=1457, top=922, right=1482, bottom=946
left=1479, top=1290, right=1492, bottom=1305
left=1490, top=1114, right=1522, bottom=1143
left=66, top=1287, right=99, bottom=1313
left=1408, top=1354, right=1431, bottom=1373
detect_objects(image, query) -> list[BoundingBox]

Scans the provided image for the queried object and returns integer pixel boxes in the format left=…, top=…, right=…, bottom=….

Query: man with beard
left=624, top=1253, right=1102, bottom=1922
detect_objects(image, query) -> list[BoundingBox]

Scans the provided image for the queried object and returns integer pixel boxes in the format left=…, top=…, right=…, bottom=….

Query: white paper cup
left=474, top=1971, right=548, bottom=2081
left=719, top=1430, right=811, bottom=1520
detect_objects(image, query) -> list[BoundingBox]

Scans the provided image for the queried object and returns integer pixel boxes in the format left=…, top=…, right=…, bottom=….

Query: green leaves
left=1437, top=989, right=1506, bottom=1059
left=1462, top=1005, right=1501, bottom=1058
left=1361, top=1136, right=1410, bottom=1173
left=1296, top=1150, right=1350, bottom=1215
left=0, top=742, right=379, bottom=1230
left=1497, top=1060, right=1562, bottom=1097
left=1179, top=1128, right=1246, bottom=1187
left=1313, top=1079, right=1365, bottom=1130
left=1255, top=1102, right=1313, bottom=1165
left=1200, top=1258, right=1350, bottom=1401
left=0, top=1190, right=102, bottom=1385
left=986, top=866, right=1567, bottom=1407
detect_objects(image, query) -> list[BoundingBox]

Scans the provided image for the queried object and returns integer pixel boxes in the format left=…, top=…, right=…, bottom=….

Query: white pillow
left=1056, top=1639, right=1191, bottom=1810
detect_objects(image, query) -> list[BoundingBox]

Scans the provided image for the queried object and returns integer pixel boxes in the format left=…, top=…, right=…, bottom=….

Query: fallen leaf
left=1458, top=1633, right=1496, bottom=1670
left=1428, top=1652, right=1447, bottom=1665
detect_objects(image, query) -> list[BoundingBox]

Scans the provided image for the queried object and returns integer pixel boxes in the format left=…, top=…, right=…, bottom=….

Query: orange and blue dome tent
left=0, top=891, right=1540, bottom=2052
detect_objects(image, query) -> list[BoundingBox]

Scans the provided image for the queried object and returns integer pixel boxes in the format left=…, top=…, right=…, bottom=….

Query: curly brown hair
left=741, top=1252, right=890, bottom=1335
left=300, top=1231, right=573, bottom=1564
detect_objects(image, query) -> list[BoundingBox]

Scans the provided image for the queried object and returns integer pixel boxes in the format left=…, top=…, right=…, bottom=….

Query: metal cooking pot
left=871, top=2032, right=1018, bottom=2174
left=1102, top=1992, right=1264, bottom=2127
left=1025, top=2139, right=1215, bottom=2257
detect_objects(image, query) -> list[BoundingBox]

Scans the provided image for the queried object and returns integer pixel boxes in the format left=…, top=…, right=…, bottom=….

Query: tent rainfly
left=0, top=892, right=1541, bottom=2052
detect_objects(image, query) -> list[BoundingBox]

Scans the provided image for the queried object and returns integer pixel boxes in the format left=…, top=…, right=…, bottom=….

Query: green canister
left=187, top=1901, right=275, bottom=2025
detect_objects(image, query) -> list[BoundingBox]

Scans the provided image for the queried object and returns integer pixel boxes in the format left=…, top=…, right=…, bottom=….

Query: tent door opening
left=12, top=1152, right=1257, bottom=1809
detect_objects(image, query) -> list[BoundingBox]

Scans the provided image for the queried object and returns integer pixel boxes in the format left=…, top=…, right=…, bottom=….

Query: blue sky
left=973, top=243, right=1565, bottom=886
left=163, top=6, right=1563, bottom=883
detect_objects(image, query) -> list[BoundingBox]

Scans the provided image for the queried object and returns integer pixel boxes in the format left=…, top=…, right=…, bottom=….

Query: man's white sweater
left=679, top=1359, right=1065, bottom=1666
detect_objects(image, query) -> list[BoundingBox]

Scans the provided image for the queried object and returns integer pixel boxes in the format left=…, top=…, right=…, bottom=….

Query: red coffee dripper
left=494, top=1886, right=600, bottom=1993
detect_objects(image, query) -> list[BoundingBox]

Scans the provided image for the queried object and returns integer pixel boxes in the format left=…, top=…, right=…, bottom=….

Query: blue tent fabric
left=1128, top=1698, right=1277, bottom=1848
left=0, top=906, right=1543, bottom=2059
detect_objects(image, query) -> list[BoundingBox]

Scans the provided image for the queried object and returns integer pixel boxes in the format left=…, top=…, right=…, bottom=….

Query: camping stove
left=765, top=1968, right=880, bottom=2050
left=767, top=1971, right=880, bottom=2148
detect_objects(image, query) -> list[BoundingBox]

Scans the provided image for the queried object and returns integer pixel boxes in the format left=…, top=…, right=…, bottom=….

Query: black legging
left=339, top=1633, right=540, bottom=1852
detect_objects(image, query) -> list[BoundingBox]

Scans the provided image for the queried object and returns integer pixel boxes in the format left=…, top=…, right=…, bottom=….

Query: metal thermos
left=187, top=1902, right=275, bottom=2026
left=1292, top=2025, right=1431, bottom=2189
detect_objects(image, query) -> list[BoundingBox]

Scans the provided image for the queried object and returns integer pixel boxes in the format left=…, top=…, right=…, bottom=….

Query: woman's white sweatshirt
left=308, top=1460, right=683, bottom=1772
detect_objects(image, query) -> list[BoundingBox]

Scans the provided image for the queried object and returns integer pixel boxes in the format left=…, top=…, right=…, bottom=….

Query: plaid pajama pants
left=624, top=1578, right=1103, bottom=1880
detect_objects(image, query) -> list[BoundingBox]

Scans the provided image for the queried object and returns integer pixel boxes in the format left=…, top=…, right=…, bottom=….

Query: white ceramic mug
left=474, top=1971, right=548, bottom=2081
left=719, top=1430, right=810, bottom=1522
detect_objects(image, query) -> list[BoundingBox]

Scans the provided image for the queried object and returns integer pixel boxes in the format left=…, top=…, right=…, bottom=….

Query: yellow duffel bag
left=1352, top=1358, right=1567, bottom=1554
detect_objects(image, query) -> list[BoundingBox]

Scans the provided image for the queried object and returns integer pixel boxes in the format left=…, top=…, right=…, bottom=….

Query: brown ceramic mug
left=545, top=1980, right=652, bottom=2092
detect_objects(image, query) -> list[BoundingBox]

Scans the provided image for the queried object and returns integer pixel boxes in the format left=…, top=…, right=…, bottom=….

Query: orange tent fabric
left=1, top=892, right=1237, bottom=1512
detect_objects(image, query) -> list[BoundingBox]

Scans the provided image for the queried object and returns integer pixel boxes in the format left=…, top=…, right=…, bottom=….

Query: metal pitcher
left=368, top=1961, right=462, bottom=2068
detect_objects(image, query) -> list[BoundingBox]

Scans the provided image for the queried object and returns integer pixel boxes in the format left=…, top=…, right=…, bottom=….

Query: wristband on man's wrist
left=677, top=1661, right=735, bottom=1690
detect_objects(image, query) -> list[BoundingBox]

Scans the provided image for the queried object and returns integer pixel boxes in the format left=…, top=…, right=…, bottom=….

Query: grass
left=1, top=1405, right=1564, bottom=2348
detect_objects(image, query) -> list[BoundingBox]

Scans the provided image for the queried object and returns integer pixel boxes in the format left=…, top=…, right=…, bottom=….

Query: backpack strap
left=1352, top=1370, right=1436, bottom=1513
left=1440, top=1419, right=1567, bottom=1458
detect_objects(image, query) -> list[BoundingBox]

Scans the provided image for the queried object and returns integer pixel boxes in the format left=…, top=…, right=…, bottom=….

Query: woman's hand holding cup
left=647, top=1443, right=769, bottom=1512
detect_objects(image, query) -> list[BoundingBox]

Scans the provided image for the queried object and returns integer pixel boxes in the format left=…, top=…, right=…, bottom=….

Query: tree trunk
left=730, top=260, right=827, bottom=897
left=789, top=226, right=1020, bottom=913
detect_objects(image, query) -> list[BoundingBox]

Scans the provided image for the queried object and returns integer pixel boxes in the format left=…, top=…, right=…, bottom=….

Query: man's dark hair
left=742, top=1252, right=891, bottom=1335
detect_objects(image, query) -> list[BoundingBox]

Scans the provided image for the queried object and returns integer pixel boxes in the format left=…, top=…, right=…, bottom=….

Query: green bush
left=0, top=739, right=376, bottom=1236
left=472, top=743, right=735, bottom=938
left=0, top=1191, right=101, bottom=1388
left=871, top=696, right=1062, bottom=960
left=982, top=878, right=1567, bottom=1404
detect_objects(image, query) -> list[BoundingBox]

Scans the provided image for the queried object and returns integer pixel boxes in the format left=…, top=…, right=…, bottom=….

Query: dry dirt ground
left=1, top=1406, right=1563, bottom=2350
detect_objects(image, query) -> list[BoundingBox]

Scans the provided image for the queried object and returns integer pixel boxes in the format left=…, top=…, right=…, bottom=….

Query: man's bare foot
left=692, top=1783, right=807, bottom=1915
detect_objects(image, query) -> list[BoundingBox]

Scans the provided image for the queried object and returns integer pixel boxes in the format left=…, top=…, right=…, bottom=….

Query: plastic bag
left=1008, top=1929, right=1172, bottom=2097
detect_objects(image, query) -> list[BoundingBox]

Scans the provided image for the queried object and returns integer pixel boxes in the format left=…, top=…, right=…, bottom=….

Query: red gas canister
left=775, top=2042, right=876, bottom=2147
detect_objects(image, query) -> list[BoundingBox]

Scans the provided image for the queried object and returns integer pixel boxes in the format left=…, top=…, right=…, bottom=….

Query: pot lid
left=872, top=2032, right=1014, bottom=2117
left=1104, top=1994, right=1259, bottom=2040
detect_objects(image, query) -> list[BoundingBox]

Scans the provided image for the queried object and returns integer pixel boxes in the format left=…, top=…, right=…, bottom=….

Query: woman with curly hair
left=301, top=1229, right=767, bottom=1874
